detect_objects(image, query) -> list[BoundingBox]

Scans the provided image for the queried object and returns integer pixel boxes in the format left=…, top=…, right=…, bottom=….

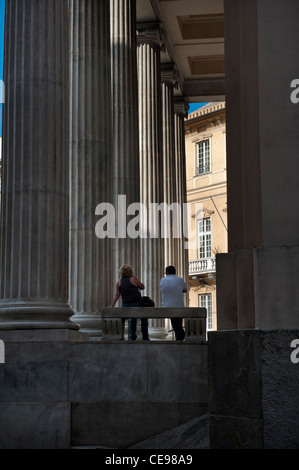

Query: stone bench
left=98, top=307, right=207, bottom=342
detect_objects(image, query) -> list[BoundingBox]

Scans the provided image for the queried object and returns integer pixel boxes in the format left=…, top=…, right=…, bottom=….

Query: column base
left=148, top=319, right=170, bottom=341
left=0, top=303, right=79, bottom=330
left=216, top=245, right=299, bottom=330
left=70, top=313, right=103, bottom=337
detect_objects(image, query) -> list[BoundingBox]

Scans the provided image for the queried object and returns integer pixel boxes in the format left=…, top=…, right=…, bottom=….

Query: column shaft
left=69, top=0, right=113, bottom=332
left=0, top=0, right=76, bottom=329
left=161, top=66, right=176, bottom=270
left=174, top=99, right=189, bottom=291
left=110, top=0, right=140, bottom=283
left=137, top=24, right=164, bottom=307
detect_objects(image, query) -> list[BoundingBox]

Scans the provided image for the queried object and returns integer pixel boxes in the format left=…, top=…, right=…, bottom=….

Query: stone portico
left=0, top=0, right=299, bottom=449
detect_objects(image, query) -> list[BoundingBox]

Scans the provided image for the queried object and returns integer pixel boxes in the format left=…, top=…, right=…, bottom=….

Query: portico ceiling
left=136, top=0, right=225, bottom=103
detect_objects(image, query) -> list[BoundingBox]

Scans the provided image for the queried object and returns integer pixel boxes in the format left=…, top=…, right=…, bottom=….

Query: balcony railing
left=189, top=257, right=216, bottom=275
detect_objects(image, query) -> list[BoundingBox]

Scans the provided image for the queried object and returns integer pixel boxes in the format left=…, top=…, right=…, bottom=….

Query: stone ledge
left=99, top=307, right=207, bottom=342
left=99, top=307, right=206, bottom=318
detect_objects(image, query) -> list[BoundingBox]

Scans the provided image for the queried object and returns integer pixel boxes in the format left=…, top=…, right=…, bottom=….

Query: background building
left=185, top=102, right=227, bottom=331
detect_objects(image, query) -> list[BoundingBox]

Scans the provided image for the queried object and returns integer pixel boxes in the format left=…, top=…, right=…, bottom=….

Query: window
left=197, top=140, right=210, bottom=175
left=200, top=293, right=213, bottom=330
left=198, top=218, right=211, bottom=259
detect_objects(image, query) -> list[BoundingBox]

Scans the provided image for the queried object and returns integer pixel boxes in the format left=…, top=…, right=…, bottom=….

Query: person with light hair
left=111, top=264, right=150, bottom=341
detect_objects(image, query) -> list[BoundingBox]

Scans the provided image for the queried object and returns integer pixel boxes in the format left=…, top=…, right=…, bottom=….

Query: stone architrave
left=110, top=0, right=141, bottom=285
left=0, top=0, right=77, bottom=330
left=69, top=0, right=113, bottom=335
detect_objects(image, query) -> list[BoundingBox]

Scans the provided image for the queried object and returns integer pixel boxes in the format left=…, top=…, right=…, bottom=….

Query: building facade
left=185, top=102, right=227, bottom=332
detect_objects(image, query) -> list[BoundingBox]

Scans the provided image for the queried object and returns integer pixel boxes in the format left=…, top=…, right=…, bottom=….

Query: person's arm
left=182, top=279, right=187, bottom=293
left=130, top=276, right=145, bottom=290
left=111, top=280, right=121, bottom=307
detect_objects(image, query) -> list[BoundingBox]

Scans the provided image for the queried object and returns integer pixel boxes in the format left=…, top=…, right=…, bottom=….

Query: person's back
left=119, top=276, right=142, bottom=304
left=160, top=266, right=187, bottom=341
left=160, top=274, right=186, bottom=307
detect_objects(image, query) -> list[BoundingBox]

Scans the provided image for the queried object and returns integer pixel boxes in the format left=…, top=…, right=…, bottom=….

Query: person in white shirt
left=160, top=265, right=187, bottom=341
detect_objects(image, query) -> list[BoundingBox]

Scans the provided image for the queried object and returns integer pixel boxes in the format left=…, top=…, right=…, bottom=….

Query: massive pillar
left=137, top=23, right=164, bottom=307
left=110, top=0, right=140, bottom=284
left=210, top=0, right=299, bottom=450
left=0, top=0, right=77, bottom=330
left=69, top=0, right=113, bottom=334
left=217, top=0, right=299, bottom=330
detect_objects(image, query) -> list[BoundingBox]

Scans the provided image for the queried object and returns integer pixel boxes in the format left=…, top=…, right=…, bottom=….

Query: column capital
left=160, top=63, right=179, bottom=88
left=136, top=21, right=165, bottom=49
left=174, top=97, right=189, bottom=118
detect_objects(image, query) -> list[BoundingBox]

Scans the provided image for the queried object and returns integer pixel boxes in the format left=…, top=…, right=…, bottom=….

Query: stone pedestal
left=217, top=246, right=299, bottom=330
left=0, top=0, right=77, bottom=330
left=68, top=0, right=112, bottom=335
left=209, top=329, right=299, bottom=449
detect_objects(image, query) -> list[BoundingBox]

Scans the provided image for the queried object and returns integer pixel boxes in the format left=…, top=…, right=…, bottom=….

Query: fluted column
left=0, top=0, right=77, bottom=329
left=174, top=98, right=189, bottom=303
left=161, top=65, right=177, bottom=270
left=137, top=23, right=164, bottom=308
left=110, top=0, right=140, bottom=285
left=137, top=23, right=167, bottom=339
left=69, top=0, right=113, bottom=334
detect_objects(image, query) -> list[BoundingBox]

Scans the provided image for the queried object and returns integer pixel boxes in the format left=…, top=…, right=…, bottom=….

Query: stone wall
left=208, top=329, right=299, bottom=449
left=0, top=330, right=208, bottom=449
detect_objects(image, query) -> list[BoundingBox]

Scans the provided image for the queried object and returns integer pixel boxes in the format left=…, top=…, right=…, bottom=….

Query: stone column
left=0, top=0, right=77, bottom=330
left=174, top=98, right=189, bottom=294
left=110, top=0, right=140, bottom=286
left=137, top=23, right=164, bottom=307
left=137, top=23, right=167, bottom=339
left=217, top=0, right=299, bottom=330
left=69, top=0, right=113, bottom=335
left=161, top=65, right=177, bottom=271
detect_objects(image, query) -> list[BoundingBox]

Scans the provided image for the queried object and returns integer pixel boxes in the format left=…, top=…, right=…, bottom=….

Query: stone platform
left=0, top=329, right=208, bottom=449
left=208, top=329, right=299, bottom=449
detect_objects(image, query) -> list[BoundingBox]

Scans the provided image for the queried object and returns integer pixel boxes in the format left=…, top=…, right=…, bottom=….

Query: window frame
left=196, top=138, right=211, bottom=176
left=198, top=217, right=212, bottom=260
left=199, top=293, right=213, bottom=330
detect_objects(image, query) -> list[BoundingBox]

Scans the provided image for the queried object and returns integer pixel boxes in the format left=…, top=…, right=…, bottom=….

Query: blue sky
left=188, top=103, right=207, bottom=114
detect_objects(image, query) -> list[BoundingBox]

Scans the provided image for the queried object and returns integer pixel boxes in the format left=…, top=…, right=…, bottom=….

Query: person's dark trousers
left=129, top=318, right=149, bottom=340
left=171, top=318, right=185, bottom=341
left=129, top=318, right=138, bottom=340
left=122, top=301, right=149, bottom=340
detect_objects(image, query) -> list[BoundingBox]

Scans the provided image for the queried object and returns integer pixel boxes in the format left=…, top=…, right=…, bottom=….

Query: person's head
left=165, top=266, right=176, bottom=275
left=119, top=264, right=134, bottom=278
